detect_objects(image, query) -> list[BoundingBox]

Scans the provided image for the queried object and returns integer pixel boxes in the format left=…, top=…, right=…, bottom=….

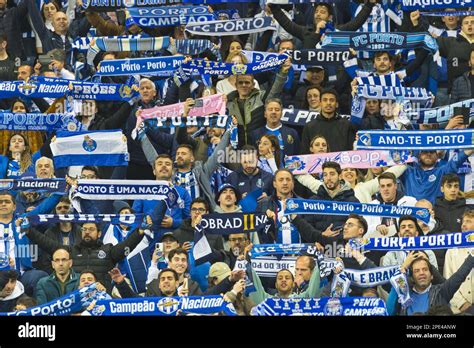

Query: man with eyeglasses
left=172, top=198, right=224, bottom=250
left=34, top=248, right=79, bottom=304
left=227, top=59, right=290, bottom=146
left=21, top=204, right=162, bottom=292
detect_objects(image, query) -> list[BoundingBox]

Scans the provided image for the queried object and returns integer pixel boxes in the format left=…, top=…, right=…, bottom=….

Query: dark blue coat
left=250, top=125, right=300, bottom=157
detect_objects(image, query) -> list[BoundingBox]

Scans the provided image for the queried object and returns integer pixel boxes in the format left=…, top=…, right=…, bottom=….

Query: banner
left=343, top=265, right=400, bottom=288
left=141, top=93, right=226, bottom=119
left=285, top=150, right=415, bottom=174
left=0, top=283, right=100, bottom=316
left=356, top=129, right=474, bottom=150
left=28, top=213, right=144, bottom=227
left=401, top=0, right=473, bottom=10
left=128, top=6, right=214, bottom=27
left=0, top=112, right=84, bottom=132
left=50, top=130, right=129, bottom=168
left=320, top=32, right=438, bottom=54
left=284, top=198, right=431, bottom=223
left=0, top=178, right=67, bottom=193
left=145, top=115, right=230, bottom=128
left=349, top=231, right=474, bottom=251
left=185, top=17, right=276, bottom=36
left=419, top=10, right=474, bottom=16
left=73, top=179, right=175, bottom=201
left=97, top=56, right=184, bottom=77
left=89, top=295, right=237, bottom=316
left=251, top=297, right=388, bottom=316
left=181, top=54, right=288, bottom=78
left=407, top=98, right=474, bottom=125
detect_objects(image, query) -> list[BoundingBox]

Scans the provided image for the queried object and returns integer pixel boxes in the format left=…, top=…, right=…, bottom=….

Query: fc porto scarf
left=180, top=53, right=288, bottom=78
left=284, top=198, right=431, bottom=224
left=356, top=129, right=474, bottom=150
left=0, top=112, right=84, bottom=132
left=419, top=10, right=474, bottom=16
left=128, top=6, right=215, bottom=27
left=291, top=49, right=350, bottom=65
left=97, top=56, right=184, bottom=77
left=280, top=108, right=319, bottom=126
left=0, top=283, right=101, bottom=316
left=0, top=178, right=66, bottom=193
left=401, top=0, right=472, bottom=10
left=185, top=17, right=276, bottom=36
left=89, top=296, right=237, bottom=316
left=50, top=130, right=129, bottom=168
left=349, top=231, right=474, bottom=251
left=28, top=213, right=144, bottom=228
left=193, top=213, right=272, bottom=265
left=407, top=98, right=474, bottom=125
left=73, top=179, right=176, bottom=201
left=320, top=32, right=438, bottom=54
left=251, top=297, right=387, bottom=316
left=285, top=150, right=415, bottom=174
left=145, top=115, right=230, bottom=129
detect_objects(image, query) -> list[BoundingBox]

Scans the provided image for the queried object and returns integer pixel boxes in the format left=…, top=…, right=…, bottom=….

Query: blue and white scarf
left=0, top=178, right=66, bottom=193
left=89, top=296, right=237, bottom=316
left=181, top=53, right=288, bottom=77
left=291, top=49, right=350, bottom=66
left=87, top=36, right=171, bottom=66
left=0, top=112, right=84, bottom=132
left=146, top=115, right=230, bottom=129
left=419, top=10, right=474, bottom=16
left=128, top=6, right=215, bottom=27
left=193, top=213, right=272, bottom=265
left=251, top=297, right=387, bottom=316
left=96, top=56, right=184, bottom=77
left=401, top=0, right=472, bottom=10
left=356, top=85, right=431, bottom=101
left=356, top=129, right=474, bottom=150
left=28, top=213, right=143, bottom=228
left=81, top=0, right=181, bottom=10
left=320, top=32, right=438, bottom=54
left=280, top=108, right=319, bottom=127
left=185, top=17, right=277, bottom=36
left=349, top=231, right=474, bottom=251
left=407, top=98, right=474, bottom=125
left=284, top=198, right=431, bottom=224
left=72, top=179, right=176, bottom=201
left=50, top=130, right=129, bottom=168
left=0, top=283, right=102, bottom=316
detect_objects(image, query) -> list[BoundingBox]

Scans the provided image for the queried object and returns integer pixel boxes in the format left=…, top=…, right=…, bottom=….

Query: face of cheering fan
left=154, top=157, right=173, bottom=180
left=52, top=11, right=68, bottom=34
left=343, top=218, right=364, bottom=240
left=398, top=220, right=418, bottom=238
left=43, top=2, right=57, bottom=21
left=341, top=168, right=357, bottom=186
left=365, top=99, right=380, bottom=115
left=461, top=214, right=474, bottom=232
left=275, top=270, right=294, bottom=295
left=264, top=101, right=282, bottom=127
left=419, top=151, right=438, bottom=168
left=240, top=152, right=258, bottom=175
left=159, top=271, right=178, bottom=296
left=9, top=134, right=26, bottom=154
left=0, top=194, right=15, bottom=217
left=411, top=259, right=433, bottom=291
left=306, top=87, right=321, bottom=110
left=313, top=5, right=331, bottom=26
left=229, top=41, right=242, bottom=55
left=258, top=136, right=275, bottom=158
left=310, top=136, right=328, bottom=154
left=175, top=147, right=194, bottom=169
left=218, top=188, right=237, bottom=208
left=81, top=223, right=101, bottom=242
left=236, top=75, right=254, bottom=98
left=139, top=80, right=157, bottom=104
left=322, top=167, right=340, bottom=191
left=12, top=101, right=26, bottom=114
left=36, top=157, right=54, bottom=178
left=273, top=171, right=294, bottom=197
left=79, top=272, right=97, bottom=289
left=379, top=178, right=397, bottom=203
left=320, top=92, right=338, bottom=117
left=373, top=53, right=391, bottom=74
left=461, top=16, right=474, bottom=37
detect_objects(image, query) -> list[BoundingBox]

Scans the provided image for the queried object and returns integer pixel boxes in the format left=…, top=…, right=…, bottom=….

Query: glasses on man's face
left=191, top=208, right=206, bottom=213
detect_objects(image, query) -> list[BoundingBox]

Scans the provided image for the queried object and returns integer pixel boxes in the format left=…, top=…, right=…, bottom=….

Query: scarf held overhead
left=145, top=115, right=230, bottom=128
left=320, top=32, right=438, bottom=53
left=284, top=198, right=431, bottom=223
left=0, top=178, right=67, bottom=193
left=97, top=56, right=184, bottom=77
left=185, top=17, right=276, bottom=36
left=401, top=0, right=473, bottom=10
left=285, top=150, right=415, bottom=174
left=128, top=6, right=215, bottom=27
left=141, top=93, right=226, bottom=119
left=356, top=129, right=474, bottom=150
left=0, top=112, right=84, bottom=132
